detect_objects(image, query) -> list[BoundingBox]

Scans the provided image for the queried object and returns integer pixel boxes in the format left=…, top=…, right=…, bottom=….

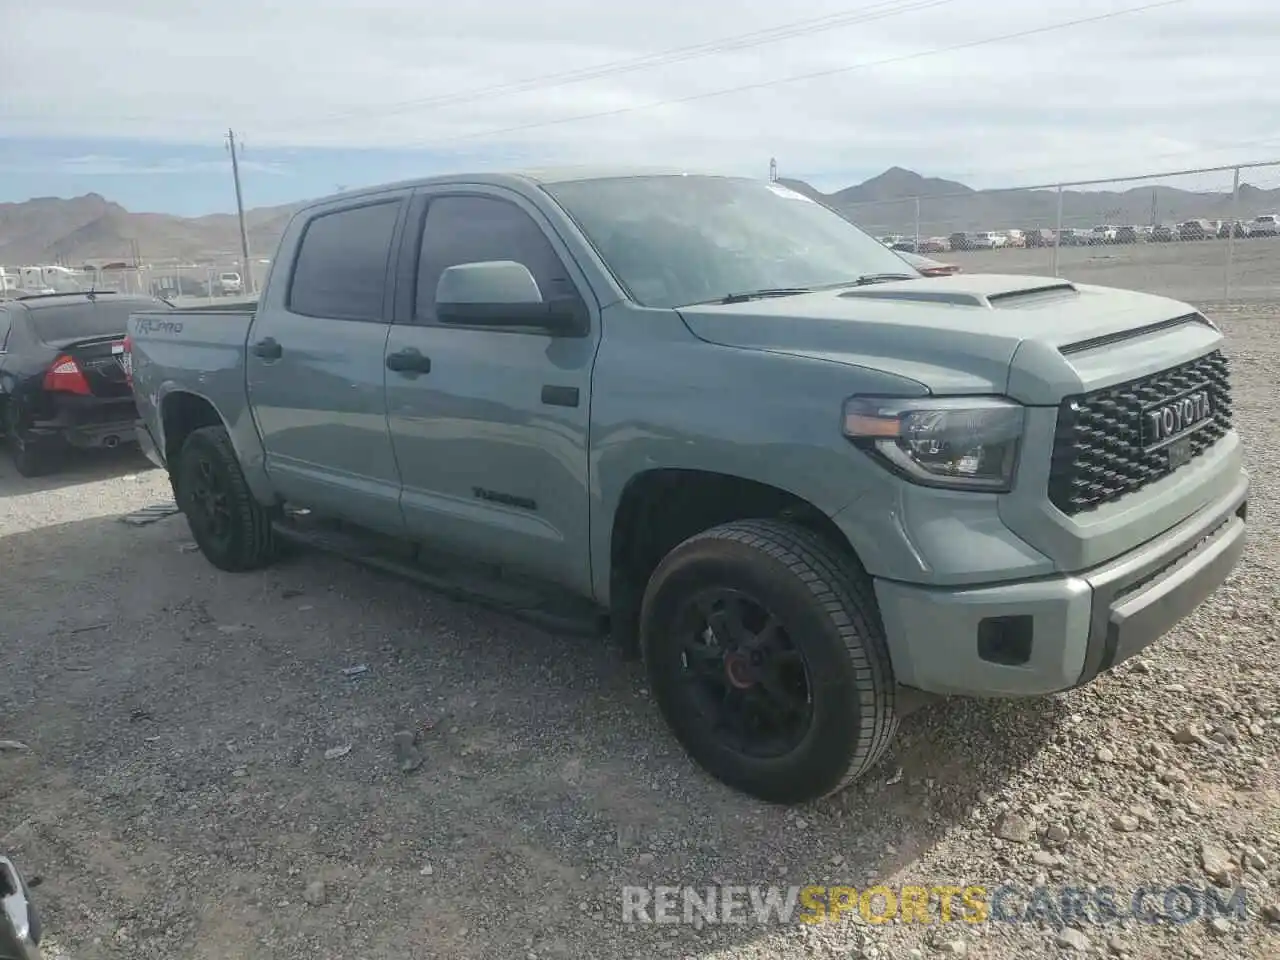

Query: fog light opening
left=977, top=615, right=1033, bottom=666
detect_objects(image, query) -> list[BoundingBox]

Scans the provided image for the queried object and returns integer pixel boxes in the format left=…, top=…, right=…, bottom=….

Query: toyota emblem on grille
left=1142, top=386, right=1213, bottom=449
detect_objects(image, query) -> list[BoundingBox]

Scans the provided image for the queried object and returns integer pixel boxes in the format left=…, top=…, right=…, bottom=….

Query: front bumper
left=874, top=472, right=1248, bottom=696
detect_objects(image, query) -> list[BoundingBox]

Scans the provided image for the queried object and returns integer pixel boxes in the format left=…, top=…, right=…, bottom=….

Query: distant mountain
left=0, top=193, right=303, bottom=266
left=828, top=166, right=973, bottom=206
left=4, top=168, right=1278, bottom=266
left=779, top=169, right=1280, bottom=238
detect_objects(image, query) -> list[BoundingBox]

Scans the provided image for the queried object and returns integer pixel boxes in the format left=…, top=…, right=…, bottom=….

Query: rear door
left=246, top=192, right=409, bottom=535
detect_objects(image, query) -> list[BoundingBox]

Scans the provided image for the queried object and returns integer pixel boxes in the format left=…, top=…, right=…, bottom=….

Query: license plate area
left=111, top=341, right=131, bottom=377
left=1140, top=383, right=1214, bottom=454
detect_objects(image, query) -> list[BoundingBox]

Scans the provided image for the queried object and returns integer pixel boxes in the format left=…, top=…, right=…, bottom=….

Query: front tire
left=174, top=425, right=278, bottom=572
left=640, top=519, right=898, bottom=804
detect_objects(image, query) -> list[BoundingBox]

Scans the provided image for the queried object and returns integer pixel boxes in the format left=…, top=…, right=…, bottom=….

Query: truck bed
left=156, top=298, right=258, bottom=314
left=128, top=304, right=260, bottom=470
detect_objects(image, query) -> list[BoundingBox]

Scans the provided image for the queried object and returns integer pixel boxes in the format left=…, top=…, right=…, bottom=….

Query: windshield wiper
left=818, top=273, right=918, bottom=290
left=684, top=287, right=814, bottom=306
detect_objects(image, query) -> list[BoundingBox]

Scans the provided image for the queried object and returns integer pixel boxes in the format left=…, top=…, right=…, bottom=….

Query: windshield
left=541, top=175, right=918, bottom=308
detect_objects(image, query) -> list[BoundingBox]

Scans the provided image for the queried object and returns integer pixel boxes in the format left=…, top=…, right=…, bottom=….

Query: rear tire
left=640, top=518, right=898, bottom=804
left=174, top=425, right=278, bottom=572
left=3, top=402, right=58, bottom=478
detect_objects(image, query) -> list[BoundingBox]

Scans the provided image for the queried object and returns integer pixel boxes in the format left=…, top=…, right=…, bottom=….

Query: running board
left=271, top=513, right=609, bottom=639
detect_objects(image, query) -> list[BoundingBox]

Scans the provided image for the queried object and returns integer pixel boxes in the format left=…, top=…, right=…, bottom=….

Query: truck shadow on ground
left=0, top=445, right=158, bottom=498
left=1, top=513, right=1068, bottom=959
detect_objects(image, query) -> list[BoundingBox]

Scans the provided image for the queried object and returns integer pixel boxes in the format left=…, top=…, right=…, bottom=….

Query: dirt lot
left=2, top=298, right=1278, bottom=959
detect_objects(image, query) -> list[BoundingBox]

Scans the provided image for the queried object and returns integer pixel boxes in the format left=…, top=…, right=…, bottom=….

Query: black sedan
left=0, top=291, right=169, bottom=477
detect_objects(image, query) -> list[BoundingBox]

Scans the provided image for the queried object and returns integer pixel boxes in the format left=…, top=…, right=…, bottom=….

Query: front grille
left=1048, top=351, right=1232, bottom=515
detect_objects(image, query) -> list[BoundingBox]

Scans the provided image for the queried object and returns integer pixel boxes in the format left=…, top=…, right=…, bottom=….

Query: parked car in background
left=1217, top=220, right=1247, bottom=239
left=917, top=236, right=949, bottom=254
left=952, top=231, right=1003, bottom=251
left=1001, top=229, right=1025, bottom=248
left=217, top=271, right=244, bottom=295
left=1055, top=228, right=1087, bottom=246
left=1022, top=228, right=1055, bottom=248
left=1089, top=225, right=1118, bottom=245
left=890, top=240, right=918, bottom=253
left=1177, top=219, right=1214, bottom=241
left=1113, top=225, right=1139, bottom=244
left=898, top=251, right=961, bottom=276
left=0, top=291, right=170, bottom=476
left=151, top=276, right=209, bottom=299
left=1149, top=224, right=1178, bottom=243
left=1248, top=214, right=1279, bottom=237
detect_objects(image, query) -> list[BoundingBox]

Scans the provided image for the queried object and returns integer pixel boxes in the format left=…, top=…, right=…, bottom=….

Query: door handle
left=386, top=348, right=432, bottom=374
left=252, top=337, right=283, bottom=360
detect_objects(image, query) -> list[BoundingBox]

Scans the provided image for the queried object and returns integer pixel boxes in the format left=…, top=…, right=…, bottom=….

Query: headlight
left=842, top=396, right=1024, bottom=491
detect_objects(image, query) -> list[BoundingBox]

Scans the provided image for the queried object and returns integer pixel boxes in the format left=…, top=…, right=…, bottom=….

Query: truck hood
left=676, top=274, right=1220, bottom=401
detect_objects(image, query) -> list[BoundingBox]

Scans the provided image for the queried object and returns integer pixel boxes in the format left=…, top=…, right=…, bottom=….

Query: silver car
left=0, top=856, right=42, bottom=960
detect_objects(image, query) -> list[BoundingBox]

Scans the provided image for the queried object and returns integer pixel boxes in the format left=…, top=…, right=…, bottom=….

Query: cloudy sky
left=2, top=0, right=1277, bottom=215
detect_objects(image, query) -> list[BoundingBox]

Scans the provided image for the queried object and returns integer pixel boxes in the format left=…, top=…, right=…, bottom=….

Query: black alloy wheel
left=675, top=587, right=814, bottom=759
left=641, top=519, right=899, bottom=804
left=181, top=445, right=235, bottom=553
left=174, top=425, right=278, bottom=572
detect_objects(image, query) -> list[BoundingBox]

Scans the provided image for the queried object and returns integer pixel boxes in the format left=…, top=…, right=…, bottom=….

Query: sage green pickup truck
left=125, top=170, right=1248, bottom=804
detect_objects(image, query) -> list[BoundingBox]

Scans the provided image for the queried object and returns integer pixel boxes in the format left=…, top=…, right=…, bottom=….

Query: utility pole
left=769, top=158, right=778, bottom=182
left=226, top=129, right=255, bottom=295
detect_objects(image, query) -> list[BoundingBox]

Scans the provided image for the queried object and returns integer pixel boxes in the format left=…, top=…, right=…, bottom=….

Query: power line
left=1, top=0, right=957, bottom=129
left=270, top=0, right=960, bottom=131
left=382, top=0, right=1188, bottom=150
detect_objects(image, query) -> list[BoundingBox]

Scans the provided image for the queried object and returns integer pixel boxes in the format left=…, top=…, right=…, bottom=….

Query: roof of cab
left=304, top=166, right=746, bottom=208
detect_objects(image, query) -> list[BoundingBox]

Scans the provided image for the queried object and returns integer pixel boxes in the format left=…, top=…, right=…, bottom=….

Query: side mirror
left=0, top=855, right=42, bottom=960
left=435, top=261, right=586, bottom=336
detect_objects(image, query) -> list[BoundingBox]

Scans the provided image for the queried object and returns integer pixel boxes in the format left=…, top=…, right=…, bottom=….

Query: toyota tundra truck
left=125, top=170, right=1248, bottom=805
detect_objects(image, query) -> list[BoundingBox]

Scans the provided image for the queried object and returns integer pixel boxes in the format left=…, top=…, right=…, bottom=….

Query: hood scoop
left=838, top=276, right=1079, bottom=310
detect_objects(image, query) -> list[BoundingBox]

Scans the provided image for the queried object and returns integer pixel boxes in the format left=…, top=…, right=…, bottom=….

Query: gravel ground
left=2, top=304, right=1278, bottom=959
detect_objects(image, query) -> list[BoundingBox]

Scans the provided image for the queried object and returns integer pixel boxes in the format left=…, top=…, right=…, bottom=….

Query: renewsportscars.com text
left=621, top=883, right=1251, bottom=926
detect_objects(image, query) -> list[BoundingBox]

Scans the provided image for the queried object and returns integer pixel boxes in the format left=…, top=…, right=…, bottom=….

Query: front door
left=247, top=194, right=408, bottom=535
left=384, top=188, right=597, bottom=595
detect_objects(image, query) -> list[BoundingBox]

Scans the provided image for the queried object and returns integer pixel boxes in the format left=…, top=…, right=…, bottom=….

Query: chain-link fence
left=834, top=160, right=1280, bottom=307
left=1, top=258, right=269, bottom=302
